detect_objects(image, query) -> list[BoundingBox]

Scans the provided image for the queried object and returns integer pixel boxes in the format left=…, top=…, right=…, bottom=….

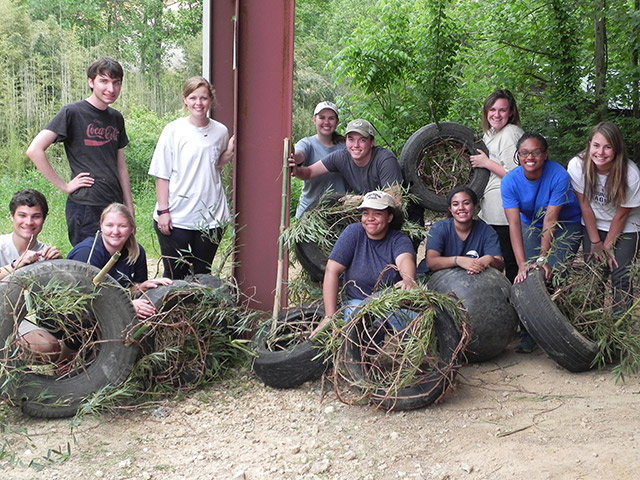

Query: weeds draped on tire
left=0, top=260, right=138, bottom=419
left=329, top=287, right=470, bottom=411
left=127, top=275, right=248, bottom=392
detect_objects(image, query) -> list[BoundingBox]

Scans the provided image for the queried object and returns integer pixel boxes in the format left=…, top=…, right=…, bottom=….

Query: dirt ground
left=2, top=339, right=639, bottom=480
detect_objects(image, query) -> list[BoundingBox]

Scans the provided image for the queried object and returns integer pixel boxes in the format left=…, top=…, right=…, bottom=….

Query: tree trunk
left=594, top=0, right=607, bottom=122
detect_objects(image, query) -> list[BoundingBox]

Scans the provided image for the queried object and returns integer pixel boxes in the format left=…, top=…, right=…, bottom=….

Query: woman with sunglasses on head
left=567, top=122, right=640, bottom=310
left=501, top=133, right=582, bottom=352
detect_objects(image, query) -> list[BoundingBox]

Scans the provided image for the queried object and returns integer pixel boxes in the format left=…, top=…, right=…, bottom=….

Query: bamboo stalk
left=92, top=252, right=121, bottom=286
left=271, top=138, right=291, bottom=331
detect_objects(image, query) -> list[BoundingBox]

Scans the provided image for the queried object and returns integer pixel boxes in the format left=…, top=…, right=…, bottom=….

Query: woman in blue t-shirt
left=502, top=133, right=582, bottom=353
left=426, top=186, right=504, bottom=274
left=502, top=132, right=582, bottom=284
left=68, top=203, right=172, bottom=319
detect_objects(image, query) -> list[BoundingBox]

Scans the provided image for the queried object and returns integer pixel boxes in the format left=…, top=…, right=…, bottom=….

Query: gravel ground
left=2, top=341, right=640, bottom=480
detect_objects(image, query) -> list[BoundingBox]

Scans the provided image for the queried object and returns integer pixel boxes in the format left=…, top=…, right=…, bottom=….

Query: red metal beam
left=210, top=1, right=294, bottom=311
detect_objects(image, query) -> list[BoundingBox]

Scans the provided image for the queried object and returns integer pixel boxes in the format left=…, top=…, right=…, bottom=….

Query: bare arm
left=116, top=148, right=134, bottom=216
left=289, top=157, right=329, bottom=180
left=155, top=177, right=172, bottom=234
left=26, top=130, right=95, bottom=194
left=322, top=259, right=346, bottom=317
left=309, top=259, right=346, bottom=339
left=218, top=135, right=235, bottom=168
left=505, top=207, right=529, bottom=283
left=469, top=149, right=508, bottom=178
left=426, top=249, right=460, bottom=272
left=540, top=204, right=563, bottom=258
left=394, top=252, right=417, bottom=289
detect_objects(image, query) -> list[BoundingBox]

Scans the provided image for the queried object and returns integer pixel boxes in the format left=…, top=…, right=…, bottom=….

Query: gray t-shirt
left=321, top=146, right=403, bottom=194
left=295, top=136, right=347, bottom=218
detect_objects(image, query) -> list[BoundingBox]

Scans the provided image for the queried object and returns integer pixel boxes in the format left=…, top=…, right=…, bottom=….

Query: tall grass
left=0, top=105, right=171, bottom=260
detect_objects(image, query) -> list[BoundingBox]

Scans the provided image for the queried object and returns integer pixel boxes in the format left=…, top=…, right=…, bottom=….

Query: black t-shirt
left=46, top=100, right=129, bottom=206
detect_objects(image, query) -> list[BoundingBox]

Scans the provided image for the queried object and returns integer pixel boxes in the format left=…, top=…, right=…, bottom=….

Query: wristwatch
left=157, top=209, right=170, bottom=215
left=536, top=256, right=546, bottom=264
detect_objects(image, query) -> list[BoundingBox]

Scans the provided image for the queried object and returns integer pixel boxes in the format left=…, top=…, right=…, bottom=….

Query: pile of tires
left=252, top=304, right=328, bottom=389
left=511, top=268, right=598, bottom=372
left=399, top=122, right=490, bottom=212
left=428, top=267, right=518, bottom=362
left=0, top=260, right=139, bottom=419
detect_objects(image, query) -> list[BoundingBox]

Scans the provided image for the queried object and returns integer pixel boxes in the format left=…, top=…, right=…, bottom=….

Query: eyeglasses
left=517, top=150, right=545, bottom=158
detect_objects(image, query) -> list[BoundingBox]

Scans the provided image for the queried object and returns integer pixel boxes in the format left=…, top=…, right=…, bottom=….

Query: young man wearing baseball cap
left=289, top=118, right=403, bottom=205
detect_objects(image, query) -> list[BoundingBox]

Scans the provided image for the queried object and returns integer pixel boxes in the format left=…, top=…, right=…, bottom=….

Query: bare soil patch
left=3, top=341, right=639, bottom=480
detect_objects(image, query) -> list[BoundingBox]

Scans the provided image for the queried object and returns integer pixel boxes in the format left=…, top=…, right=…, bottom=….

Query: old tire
left=399, top=122, right=489, bottom=212
left=252, top=305, right=328, bottom=389
left=0, top=260, right=138, bottom=418
left=427, top=267, right=518, bottom=362
left=341, top=295, right=463, bottom=411
left=294, top=193, right=358, bottom=283
left=511, top=268, right=598, bottom=372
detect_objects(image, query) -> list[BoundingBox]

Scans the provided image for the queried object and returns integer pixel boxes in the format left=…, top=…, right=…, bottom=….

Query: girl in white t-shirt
left=567, top=122, right=640, bottom=309
left=149, top=77, right=235, bottom=279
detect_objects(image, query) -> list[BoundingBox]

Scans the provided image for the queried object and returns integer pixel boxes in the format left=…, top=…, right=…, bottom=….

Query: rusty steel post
left=210, top=1, right=294, bottom=311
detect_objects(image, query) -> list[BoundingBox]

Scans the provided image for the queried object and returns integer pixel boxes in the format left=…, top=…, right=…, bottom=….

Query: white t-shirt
left=478, top=123, right=524, bottom=226
left=0, top=233, right=46, bottom=267
left=568, top=156, right=640, bottom=233
left=149, top=117, right=231, bottom=229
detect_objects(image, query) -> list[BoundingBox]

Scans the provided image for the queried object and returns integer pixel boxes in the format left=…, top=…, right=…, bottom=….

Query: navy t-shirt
left=427, top=218, right=502, bottom=258
left=67, top=236, right=148, bottom=288
left=329, top=223, right=415, bottom=301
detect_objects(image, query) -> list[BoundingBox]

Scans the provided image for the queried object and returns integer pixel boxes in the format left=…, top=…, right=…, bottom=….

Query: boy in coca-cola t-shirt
left=26, top=57, right=132, bottom=246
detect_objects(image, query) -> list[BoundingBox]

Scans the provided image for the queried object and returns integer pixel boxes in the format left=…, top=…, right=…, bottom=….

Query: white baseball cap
left=313, top=101, right=339, bottom=116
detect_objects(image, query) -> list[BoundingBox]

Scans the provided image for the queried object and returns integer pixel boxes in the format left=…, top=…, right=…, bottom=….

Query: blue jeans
left=521, top=221, right=582, bottom=268
left=342, top=298, right=418, bottom=331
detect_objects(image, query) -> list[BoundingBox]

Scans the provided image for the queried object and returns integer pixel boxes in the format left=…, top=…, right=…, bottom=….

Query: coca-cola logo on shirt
left=85, top=123, right=120, bottom=146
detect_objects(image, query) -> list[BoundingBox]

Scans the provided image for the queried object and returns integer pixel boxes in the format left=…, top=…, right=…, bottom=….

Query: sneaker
left=515, top=331, right=536, bottom=354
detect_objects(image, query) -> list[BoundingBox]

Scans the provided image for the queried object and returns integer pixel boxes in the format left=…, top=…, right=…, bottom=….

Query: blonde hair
left=582, top=122, right=628, bottom=207
left=182, top=76, right=218, bottom=115
left=100, top=203, right=140, bottom=264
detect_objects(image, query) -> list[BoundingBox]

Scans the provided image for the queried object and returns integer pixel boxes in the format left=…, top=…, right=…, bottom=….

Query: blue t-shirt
left=321, top=146, right=403, bottom=194
left=67, top=236, right=148, bottom=288
left=329, top=223, right=415, bottom=301
left=501, top=160, right=582, bottom=227
left=427, top=218, right=502, bottom=258
left=295, top=136, right=347, bottom=218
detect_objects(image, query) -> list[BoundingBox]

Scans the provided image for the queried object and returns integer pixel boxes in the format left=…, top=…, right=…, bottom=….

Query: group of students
left=3, top=59, right=236, bottom=366
left=297, top=95, right=640, bottom=354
